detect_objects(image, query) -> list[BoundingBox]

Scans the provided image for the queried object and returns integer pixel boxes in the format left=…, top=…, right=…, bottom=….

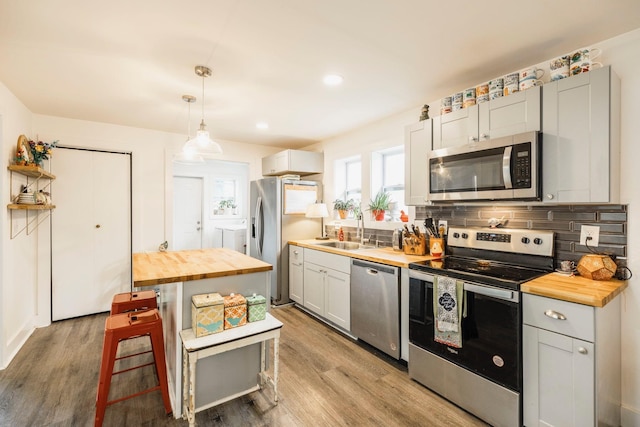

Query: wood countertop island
left=133, top=248, right=272, bottom=287
left=132, top=248, right=273, bottom=419
left=521, top=272, right=627, bottom=307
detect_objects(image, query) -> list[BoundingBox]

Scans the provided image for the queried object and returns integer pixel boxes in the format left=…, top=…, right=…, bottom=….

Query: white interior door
left=51, top=148, right=131, bottom=321
left=173, top=176, right=203, bottom=250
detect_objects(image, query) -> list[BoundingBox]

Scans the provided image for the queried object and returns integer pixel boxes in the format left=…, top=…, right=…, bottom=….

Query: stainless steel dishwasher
left=350, top=259, right=400, bottom=359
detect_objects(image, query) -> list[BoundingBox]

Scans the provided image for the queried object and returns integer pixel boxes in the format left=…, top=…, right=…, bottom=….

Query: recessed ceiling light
left=323, top=74, right=343, bottom=86
left=256, top=122, right=269, bottom=130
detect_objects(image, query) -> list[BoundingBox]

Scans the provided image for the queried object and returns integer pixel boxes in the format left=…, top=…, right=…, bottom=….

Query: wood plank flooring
left=0, top=305, right=488, bottom=426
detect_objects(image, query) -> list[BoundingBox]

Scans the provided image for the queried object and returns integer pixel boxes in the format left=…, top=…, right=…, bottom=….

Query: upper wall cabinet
left=262, top=149, right=323, bottom=176
left=433, top=86, right=541, bottom=149
left=542, top=66, right=620, bottom=203
left=404, top=119, right=432, bottom=206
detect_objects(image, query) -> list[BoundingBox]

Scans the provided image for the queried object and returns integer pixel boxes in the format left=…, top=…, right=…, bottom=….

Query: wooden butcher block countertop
left=133, top=248, right=272, bottom=287
left=289, top=240, right=438, bottom=268
left=521, top=273, right=628, bottom=307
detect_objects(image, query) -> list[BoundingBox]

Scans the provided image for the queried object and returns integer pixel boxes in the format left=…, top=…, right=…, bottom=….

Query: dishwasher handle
left=352, top=259, right=398, bottom=276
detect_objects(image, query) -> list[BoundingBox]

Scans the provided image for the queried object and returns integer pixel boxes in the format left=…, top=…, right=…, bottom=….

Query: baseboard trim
left=622, top=404, right=640, bottom=427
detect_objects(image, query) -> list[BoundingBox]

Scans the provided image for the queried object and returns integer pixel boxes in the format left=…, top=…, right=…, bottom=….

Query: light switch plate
left=580, top=225, right=600, bottom=247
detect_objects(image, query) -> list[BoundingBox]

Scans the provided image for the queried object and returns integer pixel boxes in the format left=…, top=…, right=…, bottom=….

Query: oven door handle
left=464, top=282, right=519, bottom=302
left=502, top=146, right=513, bottom=189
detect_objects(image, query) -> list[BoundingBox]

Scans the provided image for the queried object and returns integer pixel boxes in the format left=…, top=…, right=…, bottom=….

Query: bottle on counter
left=338, top=227, right=344, bottom=241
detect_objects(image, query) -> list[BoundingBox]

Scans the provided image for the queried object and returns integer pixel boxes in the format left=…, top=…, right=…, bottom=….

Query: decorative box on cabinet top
left=191, top=292, right=224, bottom=337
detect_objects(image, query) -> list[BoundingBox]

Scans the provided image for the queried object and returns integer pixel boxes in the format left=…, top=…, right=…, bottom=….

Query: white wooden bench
left=179, top=313, right=283, bottom=427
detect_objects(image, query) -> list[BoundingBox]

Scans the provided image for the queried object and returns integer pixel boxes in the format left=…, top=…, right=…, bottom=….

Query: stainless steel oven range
left=408, top=227, right=554, bottom=427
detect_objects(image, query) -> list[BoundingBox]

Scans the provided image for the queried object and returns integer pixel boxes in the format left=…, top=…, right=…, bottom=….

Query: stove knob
left=533, top=238, right=543, bottom=245
left=461, top=233, right=469, bottom=239
left=521, top=237, right=530, bottom=244
left=453, top=232, right=460, bottom=239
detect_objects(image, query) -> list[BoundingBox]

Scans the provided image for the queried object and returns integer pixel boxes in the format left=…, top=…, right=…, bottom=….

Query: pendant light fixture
left=183, top=65, right=223, bottom=155
left=175, top=94, right=205, bottom=164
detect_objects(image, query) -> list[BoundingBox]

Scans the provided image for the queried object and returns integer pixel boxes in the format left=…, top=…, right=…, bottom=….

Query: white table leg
left=182, top=346, right=188, bottom=420
left=187, top=352, right=197, bottom=427
left=273, top=336, right=279, bottom=403
left=260, top=340, right=266, bottom=387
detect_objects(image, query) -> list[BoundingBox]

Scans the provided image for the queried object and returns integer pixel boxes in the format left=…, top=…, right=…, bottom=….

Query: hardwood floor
left=0, top=306, right=488, bottom=426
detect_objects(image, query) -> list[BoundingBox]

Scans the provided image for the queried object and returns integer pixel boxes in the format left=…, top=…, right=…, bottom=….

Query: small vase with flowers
left=28, top=138, right=58, bottom=167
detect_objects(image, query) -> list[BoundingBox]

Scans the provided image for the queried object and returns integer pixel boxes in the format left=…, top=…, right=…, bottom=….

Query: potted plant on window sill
left=219, top=199, right=237, bottom=215
left=333, top=198, right=355, bottom=219
left=367, top=190, right=392, bottom=221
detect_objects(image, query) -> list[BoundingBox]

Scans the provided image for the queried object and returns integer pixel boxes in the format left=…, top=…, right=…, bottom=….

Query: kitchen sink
left=315, top=241, right=375, bottom=250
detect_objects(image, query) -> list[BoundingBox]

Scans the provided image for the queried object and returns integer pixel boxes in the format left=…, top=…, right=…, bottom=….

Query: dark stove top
left=409, top=226, right=555, bottom=290
left=409, top=256, right=550, bottom=290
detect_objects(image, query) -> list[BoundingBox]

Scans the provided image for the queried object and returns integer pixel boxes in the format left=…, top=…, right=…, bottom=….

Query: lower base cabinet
left=289, top=245, right=304, bottom=304
left=523, top=293, right=621, bottom=427
left=302, top=249, right=350, bottom=331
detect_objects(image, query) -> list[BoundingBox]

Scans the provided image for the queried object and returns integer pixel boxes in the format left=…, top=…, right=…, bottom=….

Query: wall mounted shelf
left=7, top=164, right=56, bottom=238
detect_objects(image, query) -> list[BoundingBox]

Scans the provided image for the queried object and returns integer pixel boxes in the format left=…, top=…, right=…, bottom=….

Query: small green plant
left=332, top=198, right=355, bottom=211
left=218, top=199, right=237, bottom=209
left=367, top=190, right=392, bottom=212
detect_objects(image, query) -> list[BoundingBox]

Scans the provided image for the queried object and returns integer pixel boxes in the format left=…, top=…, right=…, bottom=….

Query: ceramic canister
left=503, top=72, right=519, bottom=96
left=549, top=55, right=570, bottom=81
left=570, top=48, right=603, bottom=75
left=489, top=78, right=503, bottom=100
left=476, top=83, right=490, bottom=103
left=441, top=96, right=452, bottom=114
left=452, top=92, right=463, bottom=111
left=462, top=87, right=476, bottom=108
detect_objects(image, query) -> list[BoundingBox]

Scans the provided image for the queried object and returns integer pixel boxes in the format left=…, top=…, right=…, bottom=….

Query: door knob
left=577, top=347, right=588, bottom=354
left=196, top=227, right=201, bottom=231
left=95, top=224, right=101, bottom=228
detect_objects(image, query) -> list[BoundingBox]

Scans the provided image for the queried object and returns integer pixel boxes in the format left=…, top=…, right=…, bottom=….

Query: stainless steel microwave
left=427, top=131, right=541, bottom=202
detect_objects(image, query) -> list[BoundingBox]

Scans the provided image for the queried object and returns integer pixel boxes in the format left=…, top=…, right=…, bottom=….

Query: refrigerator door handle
left=254, top=196, right=263, bottom=257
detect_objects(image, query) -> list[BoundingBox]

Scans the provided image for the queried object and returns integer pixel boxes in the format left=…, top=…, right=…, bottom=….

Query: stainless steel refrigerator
left=250, top=177, right=321, bottom=305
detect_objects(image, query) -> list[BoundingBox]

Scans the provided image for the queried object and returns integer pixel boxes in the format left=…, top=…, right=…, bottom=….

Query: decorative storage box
left=224, top=293, right=247, bottom=329
left=246, top=293, right=267, bottom=323
left=191, top=292, right=224, bottom=338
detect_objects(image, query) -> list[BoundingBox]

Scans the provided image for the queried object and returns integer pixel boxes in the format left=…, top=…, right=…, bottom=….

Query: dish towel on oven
left=433, top=275, right=464, bottom=348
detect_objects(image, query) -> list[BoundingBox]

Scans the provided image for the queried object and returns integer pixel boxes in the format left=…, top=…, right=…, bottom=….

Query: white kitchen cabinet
left=262, top=149, right=323, bottom=176
left=542, top=66, right=620, bottom=203
left=523, top=293, right=621, bottom=427
left=302, top=248, right=350, bottom=331
left=289, top=245, right=304, bottom=304
left=433, top=86, right=541, bottom=149
left=324, top=268, right=350, bottom=329
left=404, top=120, right=432, bottom=206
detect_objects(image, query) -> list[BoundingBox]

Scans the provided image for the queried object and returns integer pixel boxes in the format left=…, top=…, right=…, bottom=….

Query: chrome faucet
left=356, top=208, right=365, bottom=245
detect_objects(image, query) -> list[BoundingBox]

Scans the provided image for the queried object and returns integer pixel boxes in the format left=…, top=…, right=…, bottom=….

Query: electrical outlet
left=580, top=225, right=600, bottom=247
left=438, top=220, right=448, bottom=235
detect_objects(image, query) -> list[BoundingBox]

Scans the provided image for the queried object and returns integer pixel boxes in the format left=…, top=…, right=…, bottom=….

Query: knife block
left=403, top=235, right=426, bottom=255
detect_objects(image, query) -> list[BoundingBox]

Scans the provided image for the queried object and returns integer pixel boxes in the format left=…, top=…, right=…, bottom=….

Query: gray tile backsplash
left=416, top=204, right=628, bottom=267
left=324, top=204, right=628, bottom=269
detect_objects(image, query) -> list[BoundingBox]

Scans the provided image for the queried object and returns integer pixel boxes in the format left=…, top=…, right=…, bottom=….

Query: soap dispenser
left=338, top=227, right=344, bottom=242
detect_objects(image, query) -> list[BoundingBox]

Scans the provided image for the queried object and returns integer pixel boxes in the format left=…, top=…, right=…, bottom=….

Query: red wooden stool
left=110, top=290, right=158, bottom=315
left=95, top=309, right=172, bottom=427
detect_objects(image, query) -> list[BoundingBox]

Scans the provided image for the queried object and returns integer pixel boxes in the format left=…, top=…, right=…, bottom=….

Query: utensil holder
left=403, top=235, right=426, bottom=255
left=429, top=237, right=445, bottom=258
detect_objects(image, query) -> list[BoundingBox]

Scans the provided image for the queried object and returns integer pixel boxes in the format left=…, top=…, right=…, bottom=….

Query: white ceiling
left=1, top=1, right=639, bottom=149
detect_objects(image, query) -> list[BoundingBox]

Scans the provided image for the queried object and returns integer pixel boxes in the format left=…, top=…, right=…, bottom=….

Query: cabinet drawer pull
left=544, top=309, right=566, bottom=320
left=578, top=347, right=588, bottom=355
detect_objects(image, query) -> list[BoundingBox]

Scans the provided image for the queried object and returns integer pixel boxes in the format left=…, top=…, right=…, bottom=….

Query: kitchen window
left=212, top=178, right=238, bottom=215
left=372, top=146, right=406, bottom=219
left=334, top=155, right=362, bottom=206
